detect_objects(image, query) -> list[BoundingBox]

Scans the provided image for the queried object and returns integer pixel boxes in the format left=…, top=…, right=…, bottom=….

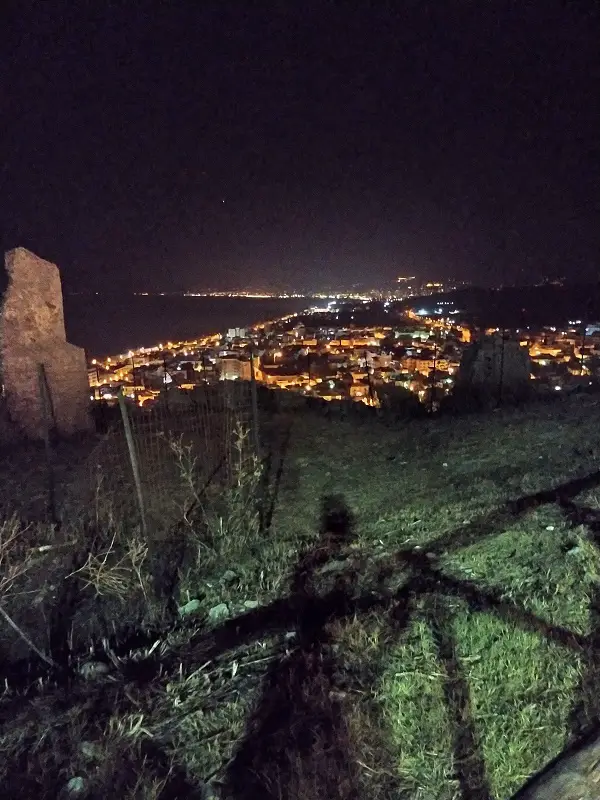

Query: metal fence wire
left=62, top=380, right=256, bottom=538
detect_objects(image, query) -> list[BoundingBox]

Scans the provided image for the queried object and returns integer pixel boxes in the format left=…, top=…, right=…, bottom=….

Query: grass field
left=2, top=393, right=600, bottom=798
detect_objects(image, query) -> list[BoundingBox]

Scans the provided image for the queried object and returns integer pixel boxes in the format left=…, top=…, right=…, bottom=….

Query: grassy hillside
left=2, top=394, right=600, bottom=798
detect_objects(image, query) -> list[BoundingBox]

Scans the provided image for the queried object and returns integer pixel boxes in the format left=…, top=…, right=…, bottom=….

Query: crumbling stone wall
left=0, top=247, right=92, bottom=439
left=455, top=334, right=531, bottom=407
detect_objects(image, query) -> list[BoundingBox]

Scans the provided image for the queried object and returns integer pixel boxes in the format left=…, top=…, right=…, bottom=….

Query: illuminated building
left=218, top=356, right=252, bottom=381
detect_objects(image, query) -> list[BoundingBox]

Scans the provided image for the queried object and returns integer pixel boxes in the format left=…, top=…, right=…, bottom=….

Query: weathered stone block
left=0, top=247, right=92, bottom=439
left=455, top=334, right=531, bottom=407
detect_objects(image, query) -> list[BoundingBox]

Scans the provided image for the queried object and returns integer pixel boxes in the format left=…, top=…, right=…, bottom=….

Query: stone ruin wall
left=0, top=247, right=92, bottom=440
left=455, top=334, right=532, bottom=406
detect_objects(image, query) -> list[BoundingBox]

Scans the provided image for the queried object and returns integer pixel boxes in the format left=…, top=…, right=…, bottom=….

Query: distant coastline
left=63, top=294, right=316, bottom=358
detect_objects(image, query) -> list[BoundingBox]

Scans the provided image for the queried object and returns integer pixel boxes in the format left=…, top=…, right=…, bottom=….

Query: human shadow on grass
left=181, top=551, right=585, bottom=800
left=2, top=461, right=593, bottom=697
left=213, top=499, right=587, bottom=800
left=222, top=494, right=363, bottom=800
left=4, top=473, right=600, bottom=798
left=92, top=467, right=600, bottom=799
left=183, top=467, right=599, bottom=671
left=0, top=520, right=590, bottom=800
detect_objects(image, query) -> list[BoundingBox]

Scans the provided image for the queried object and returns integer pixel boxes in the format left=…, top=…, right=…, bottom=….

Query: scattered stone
left=284, top=631, right=297, bottom=641
left=178, top=599, right=202, bottom=616
left=546, top=525, right=555, bottom=531
left=78, top=661, right=110, bottom=680
left=221, top=569, right=238, bottom=584
left=208, top=603, right=229, bottom=621
left=65, top=777, right=85, bottom=795
left=318, top=559, right=347, bottom=575
left=79, top=741, right=101, bottom=761
left=243, top=600, right=260, bottom=609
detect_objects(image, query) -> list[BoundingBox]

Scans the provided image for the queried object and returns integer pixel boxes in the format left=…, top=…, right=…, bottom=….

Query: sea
left=62, top=294, right=318, bottom=358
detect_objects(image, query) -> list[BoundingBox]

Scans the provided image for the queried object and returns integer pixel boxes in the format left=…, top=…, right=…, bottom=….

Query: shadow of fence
left=175, top=461, right=600, bottom=800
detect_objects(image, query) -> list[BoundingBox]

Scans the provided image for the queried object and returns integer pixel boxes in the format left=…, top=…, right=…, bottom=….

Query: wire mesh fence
left=61, top=380, right=257, bottom=538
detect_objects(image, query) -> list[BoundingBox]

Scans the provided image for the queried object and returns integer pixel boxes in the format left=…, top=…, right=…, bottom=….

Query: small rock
left=284, top=631, right=297, bottom=641
left=546, top=525, right=555, bottom=531
left=243, top=600, right=260, bottom=609
left=178, top=599, right=202, bottom=617
left=78, top=661, right=110, bottom=680
left=79, top=741, right=101, bottom=761
left=65, top=776, right=85, bottom=795
left=442, top=462, right=448, bottom=467
left=208, top=603, right=230, bottom=621
left=221, top=570, right=238, bottom=584
left=319, top=559, right=347, bottom=575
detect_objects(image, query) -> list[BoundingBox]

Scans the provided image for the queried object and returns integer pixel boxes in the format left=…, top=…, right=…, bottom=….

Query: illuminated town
left=88, top=289, right=600, bottom=412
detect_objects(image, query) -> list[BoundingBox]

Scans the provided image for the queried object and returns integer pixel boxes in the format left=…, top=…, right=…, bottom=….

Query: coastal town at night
left=89, top=287, right=600, bottom=412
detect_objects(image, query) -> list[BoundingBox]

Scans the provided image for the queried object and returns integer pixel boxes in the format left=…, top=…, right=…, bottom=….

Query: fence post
left=163, top=354, right=170, bottom=412
left=37, top=364, right=58, bottom=525
left=249, top=345, right=261, bottom=457
left=430, top=333, right=438, bottom=414
left=117, top=388, right=148, bottom=537
left=498, top=330, right=506, bottom=406
left=580, top=320, right=588, bottom=376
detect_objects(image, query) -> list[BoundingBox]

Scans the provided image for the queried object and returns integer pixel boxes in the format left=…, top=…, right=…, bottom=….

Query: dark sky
left=2, top=1, right=599, bottom=293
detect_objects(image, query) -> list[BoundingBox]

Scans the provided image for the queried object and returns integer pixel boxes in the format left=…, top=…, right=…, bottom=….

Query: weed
left=68, top=532, right=149, bottom=603
left=171, top=420, right=268, bottom=607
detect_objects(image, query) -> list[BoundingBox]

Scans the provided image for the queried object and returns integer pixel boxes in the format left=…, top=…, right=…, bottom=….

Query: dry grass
left=0, top=515, right=35, bottom=596
left=68, top=532, right=149, bottom=603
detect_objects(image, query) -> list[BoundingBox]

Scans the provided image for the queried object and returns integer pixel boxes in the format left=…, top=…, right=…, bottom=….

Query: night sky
left=2, top=2, right=599, bottom=293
